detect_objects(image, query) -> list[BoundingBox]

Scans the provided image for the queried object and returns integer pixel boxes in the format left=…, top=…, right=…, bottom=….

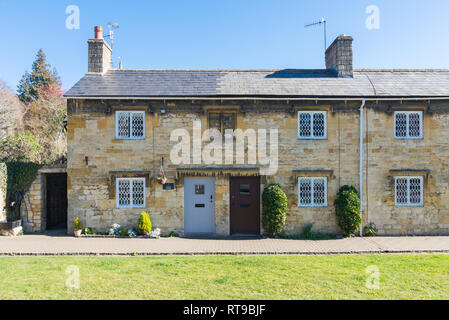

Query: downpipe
left=359, top=99, right=366, bottom=237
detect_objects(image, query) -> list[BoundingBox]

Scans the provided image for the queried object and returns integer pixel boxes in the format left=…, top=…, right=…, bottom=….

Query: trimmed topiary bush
left=262, top=184, right=288, bottom=237
left=334, top=185, right=361, bottom=237
left=74, top=217, right=83, bottom=231
left=138, top=211, right=152, bottom=235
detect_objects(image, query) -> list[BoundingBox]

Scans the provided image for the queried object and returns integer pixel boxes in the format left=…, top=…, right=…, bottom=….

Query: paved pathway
left=0, top=235, right=448, bottom=255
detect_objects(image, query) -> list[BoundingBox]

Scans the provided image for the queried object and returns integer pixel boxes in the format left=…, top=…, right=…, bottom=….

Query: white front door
left=184, top=177, right=215, bottom=233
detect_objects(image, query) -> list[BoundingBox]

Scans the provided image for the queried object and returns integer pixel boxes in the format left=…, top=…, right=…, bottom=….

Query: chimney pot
left=88, top=26, right=112, bottom=74
left=94, top=26, right=103, bottom=39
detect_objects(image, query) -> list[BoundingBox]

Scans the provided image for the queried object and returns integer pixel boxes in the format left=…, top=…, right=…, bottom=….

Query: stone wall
left=67, top=99, right=449, bottom=236
left=21, top=166, right=66, bottom=233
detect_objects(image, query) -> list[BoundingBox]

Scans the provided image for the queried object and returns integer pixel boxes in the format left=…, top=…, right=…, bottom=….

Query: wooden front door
left=230, top=177, right=260, bottom=235
left=46, top=173, right=68, bottom=230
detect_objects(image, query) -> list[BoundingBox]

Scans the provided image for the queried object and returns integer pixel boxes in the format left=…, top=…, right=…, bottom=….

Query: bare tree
left=0, top=80, right=24, bottom=139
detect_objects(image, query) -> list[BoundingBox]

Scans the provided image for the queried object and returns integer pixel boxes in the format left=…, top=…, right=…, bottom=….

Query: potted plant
left=74, top=217, right=83, bottom=237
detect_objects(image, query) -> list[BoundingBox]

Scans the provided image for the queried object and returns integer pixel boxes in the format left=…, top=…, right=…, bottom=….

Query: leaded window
left=298, top=111, right=327, bottom=139
left=298, top=177, right=327, bottom=207
left=395, top=176, right=423, bottom=206
left=394, top=111, right=423, bottom=139
left=208, top=112, right=236, bottom=133
left=116, top=111, right=145, bottom=139
left=116, top=178, right=146, bottom=208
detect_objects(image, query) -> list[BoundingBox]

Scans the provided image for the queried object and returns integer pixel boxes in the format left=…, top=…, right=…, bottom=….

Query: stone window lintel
left=292, top=169, right=335, bottom=180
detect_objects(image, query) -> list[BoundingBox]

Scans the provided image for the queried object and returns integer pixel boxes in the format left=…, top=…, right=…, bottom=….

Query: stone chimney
left=87, top=26, right=112, bottom=74
left=325, top=34, right=353, bottom=77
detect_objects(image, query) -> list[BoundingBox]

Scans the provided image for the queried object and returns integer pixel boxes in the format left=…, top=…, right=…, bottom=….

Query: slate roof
left=64, top=69, right=449, bottom=99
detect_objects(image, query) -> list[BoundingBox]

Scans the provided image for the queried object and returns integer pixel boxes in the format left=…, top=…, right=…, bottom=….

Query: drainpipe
left=359, top=99, right=366, bottom=237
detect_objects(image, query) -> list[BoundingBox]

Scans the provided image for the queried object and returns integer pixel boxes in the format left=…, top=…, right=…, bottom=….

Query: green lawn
left=0, top=254, right=448, bottom=300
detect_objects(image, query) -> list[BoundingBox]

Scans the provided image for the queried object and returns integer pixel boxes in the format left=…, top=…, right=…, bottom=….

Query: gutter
left=63, top=96, right=449, bottom=101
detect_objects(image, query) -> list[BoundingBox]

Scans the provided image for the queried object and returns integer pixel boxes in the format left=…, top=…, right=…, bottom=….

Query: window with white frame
left=395, top=176, right=423, bottom=206
left=116, top=111, right=145, bottom=139
left=116, top=178, right=146, bottom=208
left=298, top=111, right=327, bottom=139
left=394, top=111, right=423, bottom=139
left=298, top=177, right=327, bottom=207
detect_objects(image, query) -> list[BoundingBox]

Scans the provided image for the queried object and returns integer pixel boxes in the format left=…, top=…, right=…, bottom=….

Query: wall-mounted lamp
left=85, top=156, right=89, bottom=166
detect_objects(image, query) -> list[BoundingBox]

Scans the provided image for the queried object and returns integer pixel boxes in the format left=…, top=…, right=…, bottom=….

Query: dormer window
left=115, top=111, right=145, bottom=140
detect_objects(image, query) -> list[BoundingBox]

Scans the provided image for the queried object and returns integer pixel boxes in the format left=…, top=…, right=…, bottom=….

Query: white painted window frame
left=115, top=111, right=146, bottom=140
left=394, top=111, right=423, bottom=140
left=394, top=176, right=424, bottom=207
left=116, top=177, right=146, bottom=209
left=298, top=111, right=327, bottom=140
left=298, top=177, right=328, bottom=207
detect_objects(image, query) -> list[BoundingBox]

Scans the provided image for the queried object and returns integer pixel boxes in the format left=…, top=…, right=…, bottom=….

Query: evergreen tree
left=17, top=49, right=61, bottom=103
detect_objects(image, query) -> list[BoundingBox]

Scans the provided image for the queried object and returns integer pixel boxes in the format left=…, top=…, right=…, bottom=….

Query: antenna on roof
left=305, top=18, right=327, bottom=52
left=105, top=22, right=119, bottom=50
left=105, top=22, right=119, bottom=68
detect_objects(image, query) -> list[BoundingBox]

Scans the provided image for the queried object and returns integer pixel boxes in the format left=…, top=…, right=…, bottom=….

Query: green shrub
left=364, top=223, right=377, bottom=237
left=119, top=227, right=129, bottom=237
left=83, top=227, right=93, bottom=235
left=334, top=185, right=361, bottom=237
left=301, top=223, right=314, bottom=239
left=74, top=217, right=83, bottom=231
left=262, top=184, right=288, bottom=237
left=168, top=231, right=179, bottom=238
left=138, top=211, right=152, bottom=235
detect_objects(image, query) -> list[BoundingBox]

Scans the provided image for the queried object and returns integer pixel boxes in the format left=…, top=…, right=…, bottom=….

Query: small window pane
left=132, top=179, right=145, bottom=207
left=313, top=178, right=326, bottom=205
left=395, top=113, right=407, bottom=138
left=117, top=112, right=130, bottom=138
left=395, top=178, right=408, bottom=204
left=208, top=114, right=221, bottom=131
left=240, top=184, right=250, bottom=195
left=118, top=179, right=131, bottom=207
left=408, top=113, right=421, bottom=137
left=409, top=178, right=422, bottom=204
left=131, top=112, right=145, bottom=138
left=222, top=113, right=236, bottom=131
left=299, top=113, right=312, bottom=137
left=312, top=113, right=325, bottom=137
left=299, top=178, right=312, bottom=206
left=195, top=185, right=205, bottom=195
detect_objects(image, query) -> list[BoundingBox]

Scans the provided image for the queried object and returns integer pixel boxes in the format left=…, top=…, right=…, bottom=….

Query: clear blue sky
left=1, top=0, right=449, bottom=91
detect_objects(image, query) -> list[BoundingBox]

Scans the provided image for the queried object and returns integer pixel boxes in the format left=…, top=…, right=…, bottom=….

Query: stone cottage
left=58, top=27, right=449, bottom=236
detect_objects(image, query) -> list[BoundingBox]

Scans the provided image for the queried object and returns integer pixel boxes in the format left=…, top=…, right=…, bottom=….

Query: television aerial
left=105, top=22, right=119, bottom=51
left=305, top=18, right=327, bottom=52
